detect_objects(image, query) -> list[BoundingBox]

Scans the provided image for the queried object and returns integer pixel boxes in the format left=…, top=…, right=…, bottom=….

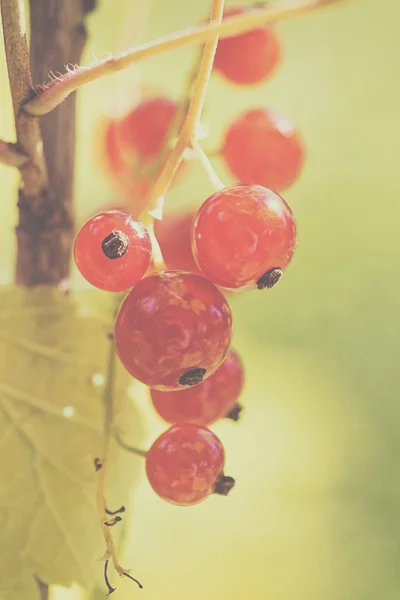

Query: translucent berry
left=214, top=8, right=281, bottom=85
left=222, top=108, right=304, bottom=191
left=74, top=211, right=152, bottom=292
left=150, top=349, right=244, bottom=426
left=192, top=184, right=296, bottom=290
left=146, top=424, right=233, bottom=505
left=103, top=117, right=125, bottom=176
left=154, top=211, right=201, bottom=274
left=114, top=271, right=232, bottom=390
left=117, top=97, right=178, bottom=159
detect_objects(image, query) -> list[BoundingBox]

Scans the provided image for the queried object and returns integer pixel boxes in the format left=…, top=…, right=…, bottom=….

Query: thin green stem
left=146, top=0, right=226, bottom=218
left=114, top=430, right=148, bottom=458
left=191, top=138, right=225, bottom=192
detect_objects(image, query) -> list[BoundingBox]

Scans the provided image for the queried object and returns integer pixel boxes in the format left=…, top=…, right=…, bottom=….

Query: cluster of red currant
left=75, top=6, right=301, bottom=507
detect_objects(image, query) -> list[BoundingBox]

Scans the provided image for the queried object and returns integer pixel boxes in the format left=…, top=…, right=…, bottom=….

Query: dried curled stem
left=23, top=0, right=346, bottom=118
left=0, top=0, right=47, bottom=194
left=96, top=337, right=142, bottom=594
left=0, top=139, right=28, bottom=167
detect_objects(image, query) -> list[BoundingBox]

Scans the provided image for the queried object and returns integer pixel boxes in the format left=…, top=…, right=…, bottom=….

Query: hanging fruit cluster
left=75, top=5, right=304, bottom=507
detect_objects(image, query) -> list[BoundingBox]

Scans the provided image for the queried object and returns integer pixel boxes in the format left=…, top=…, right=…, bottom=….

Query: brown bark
left=15, top=0, right=95, bottom=286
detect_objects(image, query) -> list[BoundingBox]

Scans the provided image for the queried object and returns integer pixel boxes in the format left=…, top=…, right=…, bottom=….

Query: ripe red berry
left=222, top=108, right=304, bottom=191
left=150, top=349, right=244, bottom=426
left=146, top=424, right=234, bottom=505
left=213, top=8, right=281, bottom=85
left=192, top=184, right=296, bottom=290
left=103, top=117, right=125, bottom=176
left=74, top=211, right=152, bottom=292
left=114, top=271, right=232, bottom=390
left=153, top=211, right=201, bottom=274
left=117, top=97, right=178, bottom=159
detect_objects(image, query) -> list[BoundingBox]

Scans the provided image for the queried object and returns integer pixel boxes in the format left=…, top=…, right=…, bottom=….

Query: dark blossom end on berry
left=225, top=403, right=243, bottom=422
left=101, top=230, right=129, bottom=259
left=256, top=267, right=283, bottom=290
left=179, top=368, right=207, bottom=386
left=214, top=474, right=236, bottom=496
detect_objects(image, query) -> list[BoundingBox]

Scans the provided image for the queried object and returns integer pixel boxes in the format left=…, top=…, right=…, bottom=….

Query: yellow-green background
left=1, top=0, right=400, bottom=599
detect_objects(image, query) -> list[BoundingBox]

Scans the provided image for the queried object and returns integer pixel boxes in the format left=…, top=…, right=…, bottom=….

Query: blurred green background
left=1, top=0, right=400, bottom=599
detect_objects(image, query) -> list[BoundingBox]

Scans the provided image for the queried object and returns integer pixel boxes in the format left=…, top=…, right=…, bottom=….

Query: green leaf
left=0, top=287, right=144, bottom=599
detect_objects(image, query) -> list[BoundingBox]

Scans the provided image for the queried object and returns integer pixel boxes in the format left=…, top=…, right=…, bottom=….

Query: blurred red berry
left=117, top=97, right=178, bottom=159
left=154, top=211, right=201, bottom=274
left=222, top=108, right=305, bottom=191
left=214, top=7, right=281, bottom=85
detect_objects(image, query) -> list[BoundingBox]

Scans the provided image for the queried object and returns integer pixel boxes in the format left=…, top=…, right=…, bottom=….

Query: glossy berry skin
left=74, top=211, right=152, bottom=292
left=192, top=185, right=296, bottom=290
left=222, top=108, right=304, bottom=192
left=151, top=349, right=244, bottom=426
left=114, top=271, right=232, bottom=390
left=214, top=8, right=281, bottom=85
left=154, top=212, right=201, bottom=274
left=117, top=97, right=178, bottom=159
left=146, top=424, right=225, bottom=505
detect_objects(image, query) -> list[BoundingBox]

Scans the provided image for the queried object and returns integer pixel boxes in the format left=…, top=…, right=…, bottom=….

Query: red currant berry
left=222, top=108, right=304, bottom=191
left=154, top=211, right=201, bottom=274
left=192, top=184, right=296, bottom=290
left=214, top=8, right=281, bottom=85
left=114, top=271, right=232, bottom=390
left=74, top=211, right=152, bottom=292
left=146, top=424, right=233, bottom=505
left=150, top=349, right=244, bottom=426
left=102, top=117, right=124, bottom=175
left=117, top=97, right=178, bottom=159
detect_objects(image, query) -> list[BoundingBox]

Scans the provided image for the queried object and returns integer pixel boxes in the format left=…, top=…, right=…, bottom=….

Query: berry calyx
left=178, top=368, right=207, bottom=386
left=145, top=424, right=232, bottom=505
left=117, top=97, right=178, bottom=159
left=114, top=271, right=232, bottom=390
left=101, top=230, right=129, bottom=259
left=74, top=211, right=152, bottom=292
left=225, top=403, right=243, bottom=422
left=222, top=108, right=305, bottom=191
left=213, top=8, right=281, bottom=85
left=213, top=474, right=236, bottom=496
left=150, top=349, right=244, bottom=426
left=192, top=184, right=296, bottom=290
left=256, top=267, right=283, bottom=290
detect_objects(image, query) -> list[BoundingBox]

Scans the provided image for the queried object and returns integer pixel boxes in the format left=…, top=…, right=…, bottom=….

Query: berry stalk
left=191, top=138, right=225, bottom=192
left=23, top=0, right=346, bottom=118
left=96, top=334, right=143, bottom=592
left=146, top=0, right=226, bottom=218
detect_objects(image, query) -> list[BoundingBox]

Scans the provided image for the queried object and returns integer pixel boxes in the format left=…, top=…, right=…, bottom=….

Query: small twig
left=0, top=139, right=28, bottom=167
left=0, top=0, right=48, bottom=194
left=23, top=0, right=346, bottom=118
left=104, top=560, right=116, bottom=596
left=146, top=221, right=166, bottom=271
left=191, top=138, right=225, bottom=192
left=114, top=431, right=148, bottom=458
left=146, top=0, right=226, bottom=219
